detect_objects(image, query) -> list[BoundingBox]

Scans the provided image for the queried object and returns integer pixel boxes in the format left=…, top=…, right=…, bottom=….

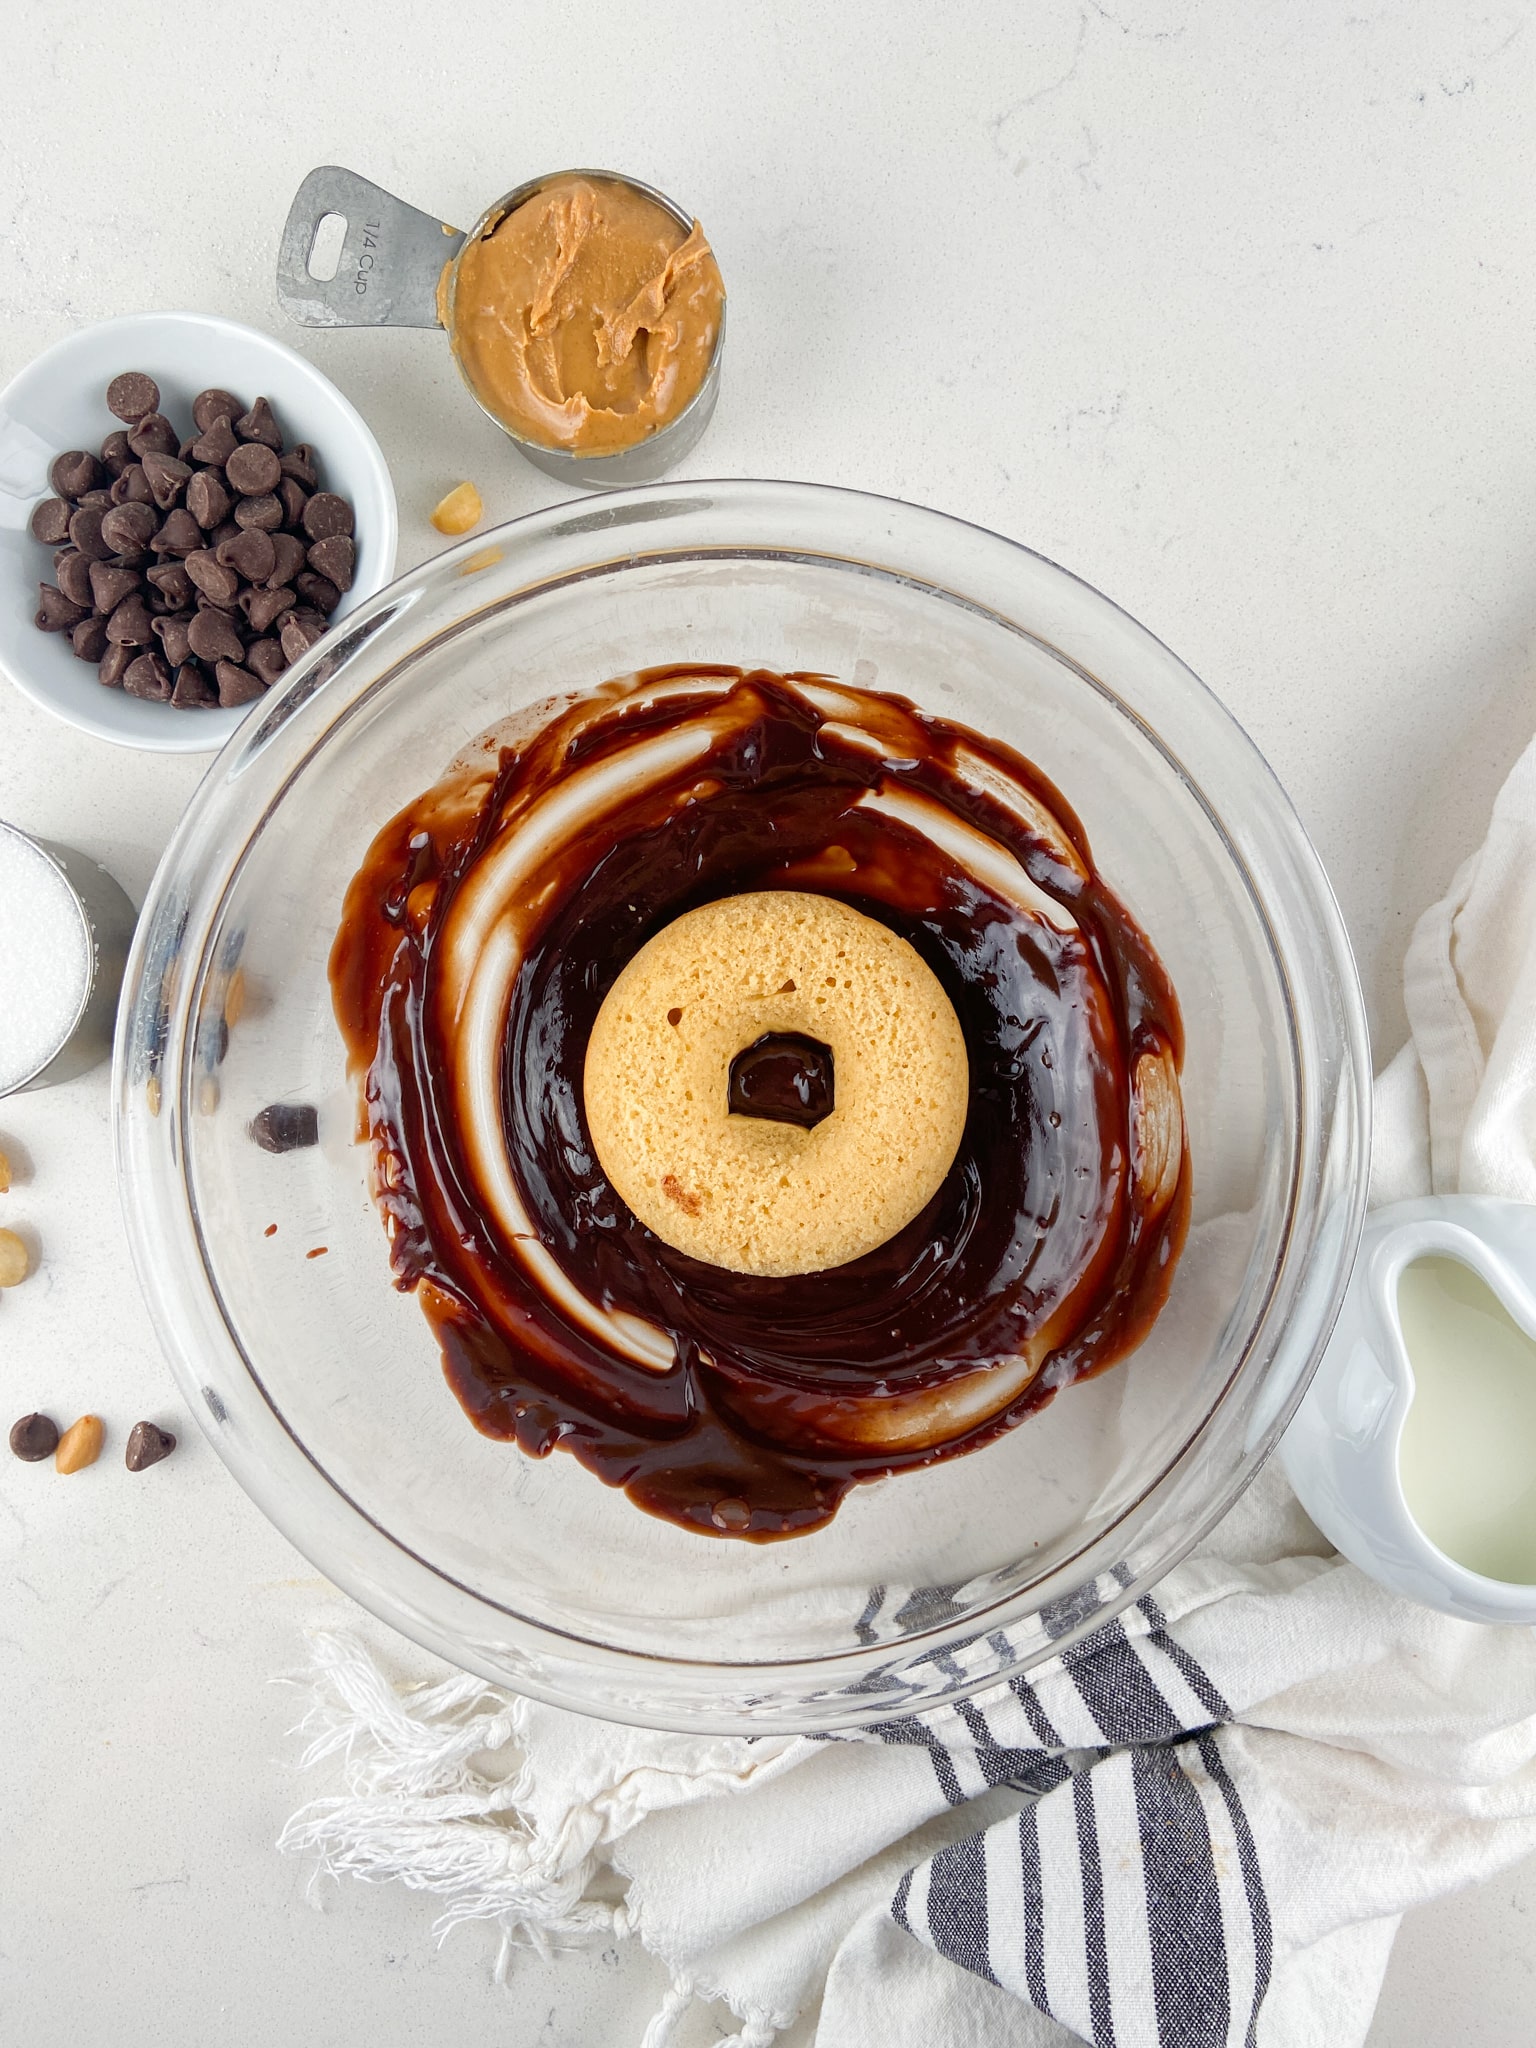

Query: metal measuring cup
left=0, top=822, right=137, bottom=1096
left=276, top=166, right=726, bottom=491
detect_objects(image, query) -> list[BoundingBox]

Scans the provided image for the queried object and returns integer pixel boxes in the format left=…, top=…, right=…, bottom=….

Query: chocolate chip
left=124, top=650, right=173, bottom=701
left=55, top=550, right=95, bottom=608
left=189, top=416, right=239, bottom=466
left=106, top=592, right=155, bottom=645
left=99, top=429, right=134, bottom=477
left=9, top=1412, right=60, bottom=1462
left=146, top=559, right=195, bottom=608
left=249, top=1102, right=319, bottom=1152
left=265, top=532, right=307, bottom=587
left=153, top=614, right=194, bottom=666
left=50, top=449, right=102, bottom=499
left=301, top=492, right=354, bottom=541
left=35, top=583, right=87, bottom=631
left=89, top=560, right=140, bottom=614
left=216, top=527, right=275, bottom=582
left=278, top=478, right=308, bottom=528
left=225, top=442, right=281, bottom=496
left=246, top=636, right=288, bottom=686
left=295, top=571, right=341, bottom=615
left=100, top=501, right=158, bottom=559
left=233, top=493, right=282, bottom=532
left=98, top=641, right=133, bottom=688
left=279, top=610, right=326, bottom=662
left=127, top=412, right=179, bottom=458
left=185, top=550, right=241, bottom=608
left=67, top=505, right=112, bottom=560
left=215, top=659, right=265, bottom=706
left=110, top=463, right=155, bottom=506
left=241, top=584, right=294, bottom=633
left=170, top=660, right=217, bottom=710
left=124, top=1420, right=178, bottom=1469
left=185, top=469, right=231, bottom=530
left=152, top=508, right=203, bottom=556
left=78, top=488, right=115, bottom=510
left=280, top=445, right=318, bottom=490
left=141, top=450, right=191, bottom=510
left=207, top=520, right=242, bottom=550
left=187, top=606, right=244, bottom=663
left=71, top=615, right=109, bottom=662
left=306, top=534, right=354, bottom=592
left=30, top=497, right=72, bottom=544
left=106, top=371, right=160, bottom=423
left=178, top=437, right=199, bottom=464
left=234, top=396, right=281, bottom=448
left=193, top=387, right=242, bottom=432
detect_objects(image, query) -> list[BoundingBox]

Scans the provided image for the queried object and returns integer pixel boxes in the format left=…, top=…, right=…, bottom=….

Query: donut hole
left=728, top=1031, right=835, bottom=1131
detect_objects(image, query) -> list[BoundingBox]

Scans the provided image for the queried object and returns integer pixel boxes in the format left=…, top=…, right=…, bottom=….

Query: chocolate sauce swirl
left=330, top=668, right=1189, bottom=1538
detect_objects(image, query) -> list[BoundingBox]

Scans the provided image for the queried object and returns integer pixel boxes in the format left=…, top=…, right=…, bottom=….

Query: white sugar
left=0, top=828, right=92, bottom=1092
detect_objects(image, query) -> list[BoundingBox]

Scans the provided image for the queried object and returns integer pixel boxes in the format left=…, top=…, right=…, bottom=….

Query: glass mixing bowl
left=114, top=480, right=1370, bottom=1732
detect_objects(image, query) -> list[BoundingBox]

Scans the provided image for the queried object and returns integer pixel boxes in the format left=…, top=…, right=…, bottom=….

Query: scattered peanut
left=55, top=1414, right=104, bottom=1474
left=0, top=1143, right=10, bottom=1192
left=430, top=480, right=483, bottom=536
left=0, top=1227, right=29, bottom=1287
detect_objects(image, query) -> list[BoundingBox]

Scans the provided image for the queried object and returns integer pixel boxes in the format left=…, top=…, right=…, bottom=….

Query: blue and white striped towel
left=282, top=737, right=1536, bottom=2047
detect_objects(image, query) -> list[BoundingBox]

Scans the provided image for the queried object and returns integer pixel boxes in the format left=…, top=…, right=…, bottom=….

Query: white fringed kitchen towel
left=281, top=733, right=1536, bottom=2048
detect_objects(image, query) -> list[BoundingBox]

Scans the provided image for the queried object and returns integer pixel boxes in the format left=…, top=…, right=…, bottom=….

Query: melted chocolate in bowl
left=330, top=667, right=1190, bottom=1538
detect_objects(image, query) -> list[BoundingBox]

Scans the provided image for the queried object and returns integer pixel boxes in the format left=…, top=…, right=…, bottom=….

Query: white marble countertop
left=3, top=3, right=1535, bottom=2042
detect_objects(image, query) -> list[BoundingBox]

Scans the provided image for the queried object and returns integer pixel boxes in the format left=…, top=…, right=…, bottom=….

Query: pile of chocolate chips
left=29, top=372, right=357, bottom=710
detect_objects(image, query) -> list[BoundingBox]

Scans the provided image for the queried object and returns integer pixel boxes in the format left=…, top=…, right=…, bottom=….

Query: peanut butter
left=444, top=176, right=725, bottom=456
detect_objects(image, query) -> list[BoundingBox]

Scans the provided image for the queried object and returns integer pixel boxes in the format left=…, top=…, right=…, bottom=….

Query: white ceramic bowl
left=0, top=312, right=397, bottom=753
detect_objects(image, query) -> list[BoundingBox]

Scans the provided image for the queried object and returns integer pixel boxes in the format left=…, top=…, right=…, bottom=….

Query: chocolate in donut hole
left=729, top=1033, right=835, bottom=1130
left=330, top=668, right=1190, bottom=1539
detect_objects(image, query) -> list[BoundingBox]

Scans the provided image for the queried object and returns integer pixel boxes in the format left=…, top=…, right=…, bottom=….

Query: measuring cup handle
left=276, top=166, right=466, bottom=330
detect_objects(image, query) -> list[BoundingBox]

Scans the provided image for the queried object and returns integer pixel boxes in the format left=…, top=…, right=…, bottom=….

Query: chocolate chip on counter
left=234, top=396, right=281, bottom=448
left=127, top=411, right=179, bottom=458
left=153, top=613, right=194, bottom=667
left=279, top=442, right=318, bottom=488
left=186, top=604, right=244, bottom=663
left=246, top=636, right=288, bottom=686
left=125, top=1420, right=177, bottom=1470
left=109, top=462, right=155, bottom=506
left=224, top=442, right=281, bottom=496
left=152, top=508, right=204, bottom=556
left=193, top=387, right=242, bottom=432
left=106, top=370, right=160, bottom=423
left=185, top=549, right=241, bottom=608
left=106, top=591, right=155, bottom=645
left=265, top=531, right=307, bottom=587
left=217, top=527, right=275, bottom=582
left=55, top=550, right=96, bottom=608
left=99, top=429, right=134, bottom=476
left=301, top=491, right=354, bottom=541
left=50, top=449, right=102, bottom=498
left=88, top=560, right=140, bottom=614
left=100, top=501, right=158, bottom=558
left=306, top=534, right=354, bottom=592
left=278, top=478, right=308, bottom=528
left=233, top=492, right=283, bottom=532
left=98, top=641, right=132, bottom=688
left=146, top=559, right=195, bottom=609
left=279, top=610, right=326, bottom=662
left=30, top=497, right=72, bottom=545
left=241, top=585, right=294, bottom=633
left=171, top=660, right=217, bottom=709
left=34, top=583, right=87, bottom=632
left=249, top=1102, right=319, bottom=1152
left=185, top=469, right=230, bottom=530
left=9, top=1412, right=60, bottom=1462
left=123, top=650, right=173, bottom=701
left=141, top=450, right=191, bottom=510
left=71, top=615, right=109, bottom=663
left=66, top=505, right=112, bottom=560
left=188, top=415, right=239, bottom=466
left=295, top=571, right=341, bottom=615
left=215, top=658, right=265, bottom=707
